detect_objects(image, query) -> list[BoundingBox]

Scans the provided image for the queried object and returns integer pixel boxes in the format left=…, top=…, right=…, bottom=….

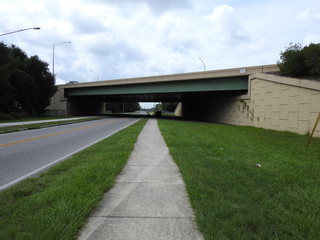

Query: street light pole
left=199, top=58, right=206, bottom=71
left=52, top=41, right=71, bottom=77
left=91, top=70, right=99, bottom=81
left=0, top=27, right=40, bottom=36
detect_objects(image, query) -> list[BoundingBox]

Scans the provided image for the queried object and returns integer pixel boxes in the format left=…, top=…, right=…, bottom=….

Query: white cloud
left=303, top=34, right=320, bottom=45
left=297, top=8, right=320, bottom=21
left=207, top=5, right=248, bottom=44
left=0, top=0, right=319, bottom=84
left=145, top=0, right=192, bottom=14
left=296, top=9, right=310, bottom=20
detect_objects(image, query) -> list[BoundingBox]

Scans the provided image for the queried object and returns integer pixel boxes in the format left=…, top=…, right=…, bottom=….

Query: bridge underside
left=63, top=76, right=248, bottom=116
left=68, top=89, right=247, bottom=102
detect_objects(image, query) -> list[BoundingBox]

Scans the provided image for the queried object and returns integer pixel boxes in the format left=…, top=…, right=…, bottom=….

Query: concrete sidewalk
left=78, top=119, right=203, bottom=240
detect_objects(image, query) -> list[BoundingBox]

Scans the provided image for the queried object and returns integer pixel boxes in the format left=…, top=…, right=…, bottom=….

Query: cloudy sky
left=1, top=0, right=319, bottom=87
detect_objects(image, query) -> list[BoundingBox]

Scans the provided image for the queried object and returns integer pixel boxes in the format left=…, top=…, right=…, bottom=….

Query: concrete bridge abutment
left=47, top=65, right=320, bottom=137
left=179, top=73, right=320, bottom=137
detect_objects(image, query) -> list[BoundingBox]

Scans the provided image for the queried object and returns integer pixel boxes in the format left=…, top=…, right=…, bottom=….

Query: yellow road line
left=0, top=118, right=122, bottom=148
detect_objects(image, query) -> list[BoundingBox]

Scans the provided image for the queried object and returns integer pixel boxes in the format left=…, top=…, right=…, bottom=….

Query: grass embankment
left=0, top=117, right=103, bottom=134
left=0, top=119, right=147, bottom=240
left=158, top=120, right=320, bottom=240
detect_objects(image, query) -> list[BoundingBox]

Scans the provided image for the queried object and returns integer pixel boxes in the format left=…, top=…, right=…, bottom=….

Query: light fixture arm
left=0, top=27, right=40, bottom=36
left=199, top=58, right=206, bottom=71
left=91, top=70, right=99, bottom=81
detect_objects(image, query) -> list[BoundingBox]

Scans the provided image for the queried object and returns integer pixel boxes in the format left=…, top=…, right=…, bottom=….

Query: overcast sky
left=1, top=0, right=319, bottom=87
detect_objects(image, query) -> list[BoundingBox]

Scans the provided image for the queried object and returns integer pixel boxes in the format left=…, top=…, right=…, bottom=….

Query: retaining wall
left=182, top=73, right=320, bottom=137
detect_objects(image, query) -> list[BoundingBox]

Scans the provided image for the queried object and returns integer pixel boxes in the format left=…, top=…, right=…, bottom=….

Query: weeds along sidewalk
left=78, top=119, right=203, bottom=240
left=0, top=119, right=147, bottom=240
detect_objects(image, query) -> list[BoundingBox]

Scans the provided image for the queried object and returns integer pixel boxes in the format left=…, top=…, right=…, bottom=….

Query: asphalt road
left=0, top=117, right=139, bottom=190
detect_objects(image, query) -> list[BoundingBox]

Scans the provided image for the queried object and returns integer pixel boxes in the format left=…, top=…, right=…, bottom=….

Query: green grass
left=0, top=116, right=77, bottom=123
left=158, top=120, right=320, bottom=240
left=0, top=119, right=147, bottom=240
left=0, top=117, right=103, bottom=134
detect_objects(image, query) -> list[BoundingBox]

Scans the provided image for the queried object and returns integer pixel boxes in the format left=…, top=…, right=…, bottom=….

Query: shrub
left=0, top=112, right=14, bottom=120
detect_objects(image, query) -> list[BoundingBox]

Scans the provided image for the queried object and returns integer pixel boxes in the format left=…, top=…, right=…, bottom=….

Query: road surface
left=0, top=117, right=139, bottom=190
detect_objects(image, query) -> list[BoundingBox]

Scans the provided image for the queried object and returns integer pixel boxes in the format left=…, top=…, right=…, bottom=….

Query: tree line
left=278, top=42, right=320, bottom=78
left=105, top=102, right=140, bottom=113
left=0, top=42, right=56, bottom=115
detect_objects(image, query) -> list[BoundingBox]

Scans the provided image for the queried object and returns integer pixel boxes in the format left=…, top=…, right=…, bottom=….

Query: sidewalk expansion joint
left=117, top=182, right=183, bottom=184
left=127, top=164, right=173, bottom=166
left=93, top=216, right=193, bottom=219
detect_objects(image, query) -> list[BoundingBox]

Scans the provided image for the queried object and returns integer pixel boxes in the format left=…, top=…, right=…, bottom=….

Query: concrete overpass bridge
left=48, top=64, right=320, bottom=137
left=49, top=64, right=278, bottom=116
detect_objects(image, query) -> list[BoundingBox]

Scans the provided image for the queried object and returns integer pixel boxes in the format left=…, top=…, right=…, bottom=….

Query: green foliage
left=161, top=102, right=178, bottom=112
left=0, top=119, right=147, bottom=239
left=28, top=56, right=57, bottom=113
left=0, top=43, right=14, bottom=113
left=105, top=102, right=140, bottom=113
left=278, top=42, right=320, bottom=78
left=158, top=120, right=320, bottom=240
left=0, top=42, right=56, bottom=114
left=154, top=103, right=162, bottom=111
left=0, top=117, right=104, bottom=134
left=303, top=43, right=320, bottom=77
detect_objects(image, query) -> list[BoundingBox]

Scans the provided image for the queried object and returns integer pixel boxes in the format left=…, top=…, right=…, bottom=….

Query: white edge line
left=0, top=118, right=140, bottom=191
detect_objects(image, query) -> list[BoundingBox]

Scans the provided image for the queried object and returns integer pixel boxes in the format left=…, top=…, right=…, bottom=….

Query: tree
left=106, top=102, right=140, bottom=113
left=8, top=45, right=36, bottom=113
left=278, top=42, right=320, bottom=78
left=0, top=43, right=14, bottom=113
left=278, top=43, right=307, bottom=77
left=302, top=43, right=320, bottom=77
left=27, top=56, right=56, bottom=113
left=125, top=102, right=140, bottom=112
left=11, top=70, right=37, bottom=113
left=0, top=43, right=56, bottom=114
left=162, top=102, right=178, bottom=112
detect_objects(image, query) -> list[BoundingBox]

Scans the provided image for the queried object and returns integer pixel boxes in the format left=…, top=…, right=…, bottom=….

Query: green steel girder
left=65, top=76, right=248, bottom=97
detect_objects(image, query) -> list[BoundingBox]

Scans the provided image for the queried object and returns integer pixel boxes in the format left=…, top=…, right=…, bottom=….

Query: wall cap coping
left=250, top=73, right=320, bottom=91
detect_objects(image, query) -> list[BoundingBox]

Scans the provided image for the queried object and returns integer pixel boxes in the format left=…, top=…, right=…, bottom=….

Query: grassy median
left=0, top=117, right=104, bottom=134
left=0, top=119, right=147, bottom=240
left=158, top=120, right=320, bottom=240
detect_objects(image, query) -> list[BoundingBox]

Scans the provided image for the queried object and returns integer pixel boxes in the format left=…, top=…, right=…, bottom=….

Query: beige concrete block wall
left=208, top=74, right=320, bottom=137
left=47, top=87, right=67, bottom=116
left=250, top=74, right=320, bottom=137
